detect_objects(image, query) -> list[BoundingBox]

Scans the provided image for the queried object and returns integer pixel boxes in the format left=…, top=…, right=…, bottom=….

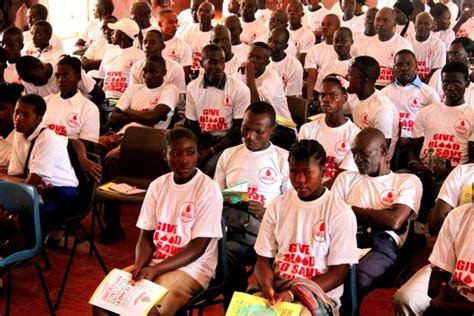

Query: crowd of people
left=0, top=0, right=473, bottom=314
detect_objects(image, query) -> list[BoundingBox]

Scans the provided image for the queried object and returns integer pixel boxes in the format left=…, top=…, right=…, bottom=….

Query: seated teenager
left=299, top=75, right=360, bottom=189
left=332, top=128, right=423, bottom=303
left=1, top=26, right=24, bottom=83
left=426, top=203, right=474, bottom=316
left=214, top=101, right=292, bottom=298
left=16, top=55, right=105, bottom=107
left=0, top=83, right=24, bottom=173
left=92, top=127, right=223, bottom=316
left=253, top=139, right=359, bottom=315
left=0, top=94, right=78, bottom=231
left=26, top=21, right=64, bottom=65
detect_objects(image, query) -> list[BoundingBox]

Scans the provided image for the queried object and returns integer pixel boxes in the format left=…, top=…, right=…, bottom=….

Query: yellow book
left=276, top=116, right=297, bottom=129
left=226, top=292, right=302, bottom=316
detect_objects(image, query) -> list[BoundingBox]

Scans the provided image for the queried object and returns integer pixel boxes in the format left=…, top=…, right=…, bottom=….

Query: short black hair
left=442, top=61, right=469, bottom=81
left=57, top=55, right=82, bottom=74
left=395, top=49, right=417, bottom=61
left=29, top=3, right=49, bottom=19
left=99, top=0, right=115, bottom=16
left=271, top=26, right=290, bottom=43
left=164, top=127, right=197, bottom=150
left=18, top=94, right=47, bottom=117
left=430, top=3, right=450, bottom=18
left=451, top=37, right=474, bottom=54
left=245, top=101, right=276, bottom=124
left=289, top=140, right=327, bottom=167
left=321, top=73, right=349, bottom=94
left=32, top=20, right=53, bottom=38
left=16, top=56, right=42, bottom=81
left=351, top=56, right=380, bottom=83
left=2, top=26, right=23, bottom=41
left=146, top=29, right=165, bottom=42
left=145, top=55, right=167, bottom=72
left=0, top=83, right=24, bottom=105
left=335, top=26, right=353, bottom=40
left=201, top=44, right=224, bottom=61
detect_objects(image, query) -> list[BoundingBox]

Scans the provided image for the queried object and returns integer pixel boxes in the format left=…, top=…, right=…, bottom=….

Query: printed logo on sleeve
left=312, top=220, right=326, bottom=242
left=454, top=119, right=471, bottom=134
left=335, top=140, right=350, bottom=156
left=379, top=189, right=394, bottom=207
left=150, top=96, right=160, bottom=106
left=66, top=113, right=81, bottom=128
left=178, top=202, right=196, bottom=222
left=125, top=60, right=134, bottom=70
left=258, top=167, right=277, bottom=184
left=169, top=49, right=177, bottom=58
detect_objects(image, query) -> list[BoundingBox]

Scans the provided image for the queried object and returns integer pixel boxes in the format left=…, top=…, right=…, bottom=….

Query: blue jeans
left=40, top=186, right=79, bottom=232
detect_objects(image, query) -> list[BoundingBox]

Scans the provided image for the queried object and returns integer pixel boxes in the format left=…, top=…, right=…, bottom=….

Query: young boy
left=26, top=21, right=64, bottom=65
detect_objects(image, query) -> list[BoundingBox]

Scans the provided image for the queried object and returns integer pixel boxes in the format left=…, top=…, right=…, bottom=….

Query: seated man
left=427, top=203, right=474, bottom=315
left=185, top=44, right=250, bottom=177
left=408, top=62, right=474, bottom=222
left=214, top=101, right=291, bottom=299
left=268, top=27, right=304, bottom=97
left=332, top=127, right=423, bottom=303
left=98, top=18, right=145, bottom=100
left=81, top=15, right=118, bottom=72
left=1, top=26, right=23, bottom=83
left=25, top=21, right=64, bottom=65
left=22, top=3, right=63, bottom=56
left=254, top=139, right=359, bottom=314
left=286, top=0, right=315, bottom=64
left=0, top=94, right=78, bottom=231
left=16, top=55, right=105, bottom=106
left=346, top=56, right=399, bottom=163
left=236, top=41, right=296, bottom=149
left=392, top=163, right=473, bottom=316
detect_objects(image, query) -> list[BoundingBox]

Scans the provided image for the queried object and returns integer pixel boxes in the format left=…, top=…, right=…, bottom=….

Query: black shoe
left=99, top=229, right=125, bottom=244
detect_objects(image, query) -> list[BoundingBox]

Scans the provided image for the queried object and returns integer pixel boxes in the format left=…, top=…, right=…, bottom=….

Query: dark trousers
left=40, top=186, right=79, bottom=232
left=356, top=232, right=398, bottom=303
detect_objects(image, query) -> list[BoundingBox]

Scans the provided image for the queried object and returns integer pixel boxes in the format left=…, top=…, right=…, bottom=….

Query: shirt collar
left=37, top=45, right=54, bottom=54
left=203, top=73, right=227, bottom=90
left=395, top=75, right=423, bottom=88
left=24, top=123, right=45, bottom=142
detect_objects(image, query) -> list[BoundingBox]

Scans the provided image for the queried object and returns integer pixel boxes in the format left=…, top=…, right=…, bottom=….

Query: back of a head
left=18, top=94, right=47, bottom=117
left=2, top=26, right=23, bottom=41
left=289, top=139, right=327, bottom=167
left=16, top=55, right=42, bottom=79
left=245, top=101, right=276, bottom=123
left=0, top=83, right=24, bottom=105
left=451, top=37, right=474, bottom=54
left=442, top=61, right=469, bottom=81
left=352, top=56, right=380, bottom=83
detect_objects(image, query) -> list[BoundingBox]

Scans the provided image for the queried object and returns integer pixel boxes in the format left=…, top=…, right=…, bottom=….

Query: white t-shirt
left=176, top=9, right=194, bottom=37
left=429, top=203, right=474, bottom=302
left=43, top=92, right=100, bottom=143
left=347, top=90, right=400, bottom=160
left=314, top=59, right=351, bottom=92
left=232, top=43, right=250, bottom=62
left=254, top=189, right=359, bottom=306
left=22, top=31, right=64, bottom=55
left=362, top=34, right=414, bottom=86
left=236, top=68, right=293, bottom=123
left=130, top=57, right=186, bottom=93
left=299, top=115, right=360, bottom=182
left=83, top=38, right=118, bottom=61
left=8, top=125, right=78, bottom=188
left=456, top=17, right=474, bottom=38
left=25, top=45, right=64, bottom=65
left=22, top=64, right=96, bottom=97
left=136, top=169, right=223, bottom=288
left=80, top=18, right=102, bottom=44
left=0, top=131, right=14, bottom=170
left=4, top=63, right=20, bottom=83
left=289, top=26, right=316, bottom=55
left=225, top=54, right=245, bottom=76
left=240, top=18, right=268, bottom=45
left=254, top=32, right=298, bottom=57
left=116, top=83, right=179, bottom=132
left=255, top=8, right=273, bottom=25
left=332, top=171, right=423, bottom=247
left=381, top=79, right=440, bottom=138
left=182, top=27, right=213, bottom=71
left=341, top=15, right=365, bottom=34
left=98, top=46, right=146, bottom=99
left=214, top=143, right=291, bottom=207
left=413, top=102, right=474, bottom=166
left=395, top=22, right=415, bottom=39
left=185, top=74, right=250, bottom=136
left=305, top=5, right=330, bottom=32
left=269, top=54, right=304, bottom=96
left=163, top=36, right=193, bottom=67
left=437, top=163, right=474, bottom=208
left=304, top=42, right=337, bottom=70
left=408, top=34, right=446, bottom=81
left=432, top=29, right=455, bottom=50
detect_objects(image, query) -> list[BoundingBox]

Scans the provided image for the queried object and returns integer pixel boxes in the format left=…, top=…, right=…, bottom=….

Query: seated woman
left=0, top=83, right=24, bottom=173
left=299, top=74, right=360, bottom=188
left=93, top=127, right=223, bottom=316
left=0, top=94, right=79, bottom=231
left=253, top=140, right=359, bottom=315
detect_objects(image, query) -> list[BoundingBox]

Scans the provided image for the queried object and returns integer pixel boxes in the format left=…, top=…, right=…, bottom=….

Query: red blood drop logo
left=464, top=274, right=472, bottom=284
left=266, top=169, right=271, bottom=176
left=186, top=205, right=191, bottom=212
left=319, top=223, right=325, bottom=231
left=387, top=192, right=393, bottom=198
left=341, top=142, right=346, bottom=148
left=461, top=121, right=465, bottom=127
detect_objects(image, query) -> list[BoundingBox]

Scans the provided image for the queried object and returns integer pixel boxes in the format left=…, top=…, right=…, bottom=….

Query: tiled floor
left=1, top=204, right=432, bottom=315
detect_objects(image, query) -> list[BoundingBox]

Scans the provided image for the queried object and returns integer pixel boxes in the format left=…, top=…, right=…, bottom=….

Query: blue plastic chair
left=0, top=182, right=55, bottom=316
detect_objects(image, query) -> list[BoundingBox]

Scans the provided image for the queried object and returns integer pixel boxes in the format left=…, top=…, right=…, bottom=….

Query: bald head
left=269, top=9, right=289, bottom=30
left=224, top=15, right=242, bottom=44
left=130, top=2, right=151, bottom=29
left=352, top=128, right=388, bottom=175
left=375, top=7, right=396, bottom=40
left=211, top=24, right=232, bottom=56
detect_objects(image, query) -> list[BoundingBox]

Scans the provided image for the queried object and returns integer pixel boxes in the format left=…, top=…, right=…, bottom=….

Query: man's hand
left=79, top=156, right=102, bottom=182
left=130, top=265, right=159, bottom=285
left=261, top=286, right=278, bottom=306
left=248, top=200, right=266, bottom=220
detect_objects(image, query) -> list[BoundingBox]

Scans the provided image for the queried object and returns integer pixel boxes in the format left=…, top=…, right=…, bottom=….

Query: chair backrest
left=287, top=96, right=307, bottom=130
left=118, top=126, right=170, bottom=188
left=0, top=183, right=41, bottom=267
left=213, top=218, right=228, bottom=286
left=67, top=146, right=101, bottom=222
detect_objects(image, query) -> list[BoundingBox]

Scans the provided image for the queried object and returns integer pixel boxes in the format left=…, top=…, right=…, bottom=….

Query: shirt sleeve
left=437, top=166, right=463, bottom=207
left=83, top=41, right=97, bottom=60
left=393, top=175, right=423, bottom=215
left=213, top=150, right=228, bottom=190
left=7, top=134, right=24, bottom=176
left=167, top=64, right=186, bottom=93
left=28, top=132, right=61, bottom=179
left=185, top=85, right=198, bottom=121
left=331, top=172, right=349, bottom=202
left=327, top=206, right=359, bottom=266
left=159, top=84, right=180, bottom=111
left=78, top=102, right=100, bottom=143
left=299, top=31, right=316, bottom=54
left=412, top=108, right=426, bottom=138
left=304, top=46, right=317, bottom=69
left=180, top=42, right=193, bottom=67
left=191, top=182, right=223, bottom=239
left=232, top=81, right=251, bottom=120
left=429, top=210, right=457, bottom=273
left=130, top=63, right=142, bottom=85
left=78, top=70, right=96, bottom=94
left=372, top=107, right=398, bottom=139
left=285, top=61, right=304, bottom=96
left=254, top=198, right=279, bottom=258
left=116, top=86, right=133, bottom=111
left=432, top=41, right=447, bottom=70
left=136, top=181, right=159, bottom=230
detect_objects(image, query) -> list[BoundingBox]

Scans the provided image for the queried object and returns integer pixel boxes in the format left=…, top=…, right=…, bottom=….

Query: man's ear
left=380, top=140, right=389, bottom=157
